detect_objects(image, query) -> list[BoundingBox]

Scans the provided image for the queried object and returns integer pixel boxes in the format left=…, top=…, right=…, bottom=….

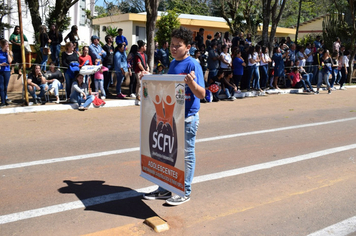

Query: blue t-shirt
left=168, top=56, right=204, bottom=118
left=233, top=57, right=244, bottom=75
left=272, top=53, right=284, bottom=70
left=0, top=51, right=10, bottom=72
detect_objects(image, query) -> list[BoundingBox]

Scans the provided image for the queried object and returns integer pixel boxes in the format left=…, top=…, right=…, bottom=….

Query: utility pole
left=17, top=0, right=29, bottom=105
left=295, top=0, right=302, bottom=44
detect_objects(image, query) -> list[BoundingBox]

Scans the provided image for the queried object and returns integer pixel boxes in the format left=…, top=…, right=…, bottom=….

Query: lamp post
left=295, top=0, right=302, bottom=44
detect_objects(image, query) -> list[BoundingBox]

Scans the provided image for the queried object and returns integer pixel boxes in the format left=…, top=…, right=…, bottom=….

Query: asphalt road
left=1, top=89, right=356, bottom=236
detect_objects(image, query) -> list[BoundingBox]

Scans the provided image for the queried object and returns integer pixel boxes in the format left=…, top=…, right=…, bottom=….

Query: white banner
left=140, top=75, right=186, bottom=196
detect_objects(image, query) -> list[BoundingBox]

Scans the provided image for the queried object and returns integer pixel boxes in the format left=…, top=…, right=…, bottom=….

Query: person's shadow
left=58, top=180, right=158, bottom=219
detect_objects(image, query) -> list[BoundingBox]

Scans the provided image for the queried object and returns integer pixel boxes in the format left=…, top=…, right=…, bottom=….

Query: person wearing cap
left=89, top=35, right=107, bottom=63
left=115, top=28, right=128, bottom=49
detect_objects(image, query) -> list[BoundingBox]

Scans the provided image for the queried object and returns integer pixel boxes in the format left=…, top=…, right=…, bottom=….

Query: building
left=293, top=14, right=328, bottom=39
left=2, top=0, right=97, bottom=46
left=93, top=12, right=296, bottom=48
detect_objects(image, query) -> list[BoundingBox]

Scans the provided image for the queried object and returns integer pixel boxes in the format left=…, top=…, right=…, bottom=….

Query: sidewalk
left=1, top=86, right=354, bottom=115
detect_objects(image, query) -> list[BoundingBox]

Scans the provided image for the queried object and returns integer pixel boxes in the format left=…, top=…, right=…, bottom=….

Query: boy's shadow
left=58, top=180, right=158, bottom=220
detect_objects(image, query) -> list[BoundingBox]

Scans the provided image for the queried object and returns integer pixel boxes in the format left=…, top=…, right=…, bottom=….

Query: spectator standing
left=102, top=35, right=114, bottom=96
left=231, top=31, right=240, bottom=52
left=195, top=28, right=204, bottom=50
left=48, top=24, right=63, bottom=67
left=207, top=42, right=220, bottom=83
left=223, top=31, right=232, bottom=53
left=134, top=40, right=149, bottom=106
left=316, top=49, right=332, bottom=94
left=127, top=45, right=138, bottom=97
left=288, top=44, right=296, bottom=66
left=115, top=28, right=128, bottom=49
left=114, top=43, right=128, bottom=99
left=286, top=36, right=293, bottom=47
left=157, top=41, right=170, bottom=73
left=9, top=26, right=28, bottom=75
left=220, top=44, right=232, bottom=71
left=247, top=46, right=260, bottom=91
left=333, top=37, right=341, bottom=53
left=93, top=59, right=108, bottom=99
left=260, top=46, right=271, bottom=90
left=39, top=25, right=51, bottom=72
left=0, top=39, right=12, bottom=107
left=313, top=47, right=324, bottom=85
left=62, top=42, right=79, bottom=96
left=205, top=34, right=212, bottom=51
left=89, top=35, right=107, bottom=63
left=64, top=25, right=80, bottom=51
left=339, top=50, right=349, bottom=90
left=78, top=46, right=93, bottom=84
left=272, top=46, right=289, bottom=90
left=330, top=51, right=339, bottom=90
left=232, top=48, right=245, bottom=90
left=143, top=26, right=205, bottom=205
left=314, top=36, right=321, bottom=50
left=305, top=43, right=314, bottom=73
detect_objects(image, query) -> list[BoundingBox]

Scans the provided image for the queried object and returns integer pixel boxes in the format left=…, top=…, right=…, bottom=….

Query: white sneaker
left=101, top=96, right=106, bottom=99
left=340, top=87, right=346, bottom=90
left=130, top=93, right=136, bottom=98
left=229, top=96, right=236, bottom=101
left=135, top=99, right=140, bottom=106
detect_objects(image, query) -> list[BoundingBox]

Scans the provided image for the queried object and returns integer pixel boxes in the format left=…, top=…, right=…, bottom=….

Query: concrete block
left=144, top=216, right=169, bottom=233
left=7, top=74, right=24, bottom=92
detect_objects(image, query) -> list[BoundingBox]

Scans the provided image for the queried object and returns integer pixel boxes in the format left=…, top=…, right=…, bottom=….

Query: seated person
left=153, top=63, right=164, bottom=74
left=69, top=73, right=95, bottom=110
left=45, top=62, right=64, bottom=103
left=288, top=67, right=314, bottom=93
left=208, top=69, right=236, bottom=101
left=27, top=65, right=48, bottom=104
left=295, top=60, right=313, bottom=84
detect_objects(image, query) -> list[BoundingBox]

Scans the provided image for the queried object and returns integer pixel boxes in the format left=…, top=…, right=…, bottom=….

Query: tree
left=145, top=0, right=160, bottom=73
left=155, top=10, right=180, bottom=47
left=261, top=0, right=287, bottom=51
left=211, top=0, right=244, bottom=35
left=0, top=3, right=13, bottom=31
left=166, top=0, right=210, bottom=15
left=25, top=0, right=79, bottom=40
left=117, top=0, right=145, bottom=13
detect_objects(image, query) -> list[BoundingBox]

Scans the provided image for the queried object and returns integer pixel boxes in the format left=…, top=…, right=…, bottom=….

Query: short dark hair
left=105, top=35, right=112, bottom=43
left=171, top=26, right=193, bottom=46
left=118, top=28, right=123, bottom=32
left=137, top=40, right=146, bottom=49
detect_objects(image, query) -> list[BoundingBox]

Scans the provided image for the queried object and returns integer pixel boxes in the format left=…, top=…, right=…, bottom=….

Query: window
left=136, top=26, right=146, bottom=42
left=79, top=0, right=87, bottom=26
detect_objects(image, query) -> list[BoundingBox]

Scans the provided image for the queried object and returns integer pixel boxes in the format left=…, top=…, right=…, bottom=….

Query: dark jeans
left=50, top=44, right=61, bottom=67
left=233, top=74, right=242, bottom=89
left=103, top=65, right=112, bottom=95
left=259, top=65, right=268, bottom=89
left=0, top=71, right=10, bottom=103
left=340, top=67, right=347, bottom=88
left=129, top=72, right=137, bottom=95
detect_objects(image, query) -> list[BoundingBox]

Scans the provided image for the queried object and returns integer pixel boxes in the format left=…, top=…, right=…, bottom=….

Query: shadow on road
left=58, top=180, right=158, bottom=220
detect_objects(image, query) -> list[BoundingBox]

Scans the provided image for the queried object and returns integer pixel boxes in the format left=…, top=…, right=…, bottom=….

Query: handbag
left=43, top=47, right=50, bottom=55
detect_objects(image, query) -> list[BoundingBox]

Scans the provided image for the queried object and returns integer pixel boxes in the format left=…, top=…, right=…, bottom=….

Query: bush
left=155, top=10, right=180, bottom=47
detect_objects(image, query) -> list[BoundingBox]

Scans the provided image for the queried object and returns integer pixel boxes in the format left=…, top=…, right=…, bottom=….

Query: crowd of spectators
left=0, top=25, right=353, bottom=108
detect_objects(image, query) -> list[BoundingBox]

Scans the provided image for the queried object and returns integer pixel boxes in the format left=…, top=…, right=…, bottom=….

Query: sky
left=95, top=0, right=106, bottom=7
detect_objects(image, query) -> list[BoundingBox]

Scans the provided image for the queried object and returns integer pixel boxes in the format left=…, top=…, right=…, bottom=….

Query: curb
left=1, top=86, right=355, bottom=115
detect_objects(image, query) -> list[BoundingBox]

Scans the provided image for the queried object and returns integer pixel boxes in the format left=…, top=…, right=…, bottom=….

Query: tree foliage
left=117, top=0, right=145, bottom=13
left=0, top=3, right=12, bottom=31
left=166, top=0, right=210, bottom=15
left=155, top=10, right=180, bottom=46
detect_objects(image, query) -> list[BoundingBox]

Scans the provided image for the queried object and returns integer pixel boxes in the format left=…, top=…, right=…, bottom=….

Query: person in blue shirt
left=272, top=46, right=289, bottom=90
left=115, top=28, right=128, bottom=49
left=157, top=41, right=170, bottom=73
left=89, top=35, right=107, bottom=63
left=113, top=43, right=128, bottom=99
left=143, top=26, right=205, bottom=206
left=232, top=48, right=246, bottom=90
left=0, top=39, right=12, bottom=107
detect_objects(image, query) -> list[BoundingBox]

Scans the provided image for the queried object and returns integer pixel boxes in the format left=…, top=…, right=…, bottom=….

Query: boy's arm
left=185, top=71, right=205, bottom=99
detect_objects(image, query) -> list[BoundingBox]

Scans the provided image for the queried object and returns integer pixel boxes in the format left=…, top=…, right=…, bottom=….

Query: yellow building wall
left=297, top=18, right=324, bottom=38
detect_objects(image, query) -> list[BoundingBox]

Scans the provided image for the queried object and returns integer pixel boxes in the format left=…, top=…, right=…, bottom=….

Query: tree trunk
left=268, top=0, right=287, bottom=50
left=261, top=0, right=271, bottom=48
left=24, top=0, right=42, bottom=41
left=145, top=0, right=160, bottom=73
left=51, top=0, right=79, bottom=31
left=348, top=0, right=356, bottom=84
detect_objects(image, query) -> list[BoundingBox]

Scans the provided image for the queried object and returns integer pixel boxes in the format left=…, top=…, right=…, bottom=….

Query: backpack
left=67, top=61, right=80, bottom=78
left=134, top=52, right=148, bottom=71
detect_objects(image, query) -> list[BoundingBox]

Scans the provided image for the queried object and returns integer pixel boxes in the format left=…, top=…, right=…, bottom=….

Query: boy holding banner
left=143, top=26, right=206, bottom=206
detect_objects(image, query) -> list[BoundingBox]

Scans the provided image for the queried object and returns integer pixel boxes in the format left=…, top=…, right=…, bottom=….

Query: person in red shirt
left=134, top=40, right=150, bottom=106
left=288, top=67, right=313, bottom=93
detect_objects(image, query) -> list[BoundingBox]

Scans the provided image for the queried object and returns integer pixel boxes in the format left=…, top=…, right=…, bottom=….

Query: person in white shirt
left=304, top=43, right=314, bottom=73
left=339, top=50, right=349, bottom=90
left=259, top=46, right=272, bottom=89
left=220, top=44, right=232, bottom=70
left=247, top=46, right=261, bottom=91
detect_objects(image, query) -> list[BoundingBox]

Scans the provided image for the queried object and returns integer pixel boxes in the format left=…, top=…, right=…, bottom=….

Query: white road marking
left=1, top=117, right=356, bottom=171
left=1, top=143, right=356, bottom=225
left=308, top=216, right=356, bottom=236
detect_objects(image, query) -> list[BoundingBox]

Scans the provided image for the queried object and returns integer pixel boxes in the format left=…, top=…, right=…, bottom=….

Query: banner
left=140, top=75, right=186, bottom=196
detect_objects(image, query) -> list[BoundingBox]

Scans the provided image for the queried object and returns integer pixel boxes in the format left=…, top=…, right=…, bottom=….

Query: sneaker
left=130, top=93, right=136, bottom=98
left=340, top=87, right=346, bottom=90
left=315, top=91, right=319, bottom=95
left=135, top=99, right=140, bottom=106
left=78, top=106, right=85, bottom=111
left=143, top=190, right=172, bottom=200
left=101, top=96, right=106, bottom=99
left=165, top=195, right=190, bottom=206
left=328, top=89, right=331, bottom=94
left=229, top=96, right=236, bottom=101
left=117, top=93, right=126, bottom=99
left=48, top=88, right=55, bottom=95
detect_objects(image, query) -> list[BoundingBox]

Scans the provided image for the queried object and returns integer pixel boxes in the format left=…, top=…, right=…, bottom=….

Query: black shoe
left=0, top=103, right=6, bottom=107
left=143, top=190, right=172, bottom=200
